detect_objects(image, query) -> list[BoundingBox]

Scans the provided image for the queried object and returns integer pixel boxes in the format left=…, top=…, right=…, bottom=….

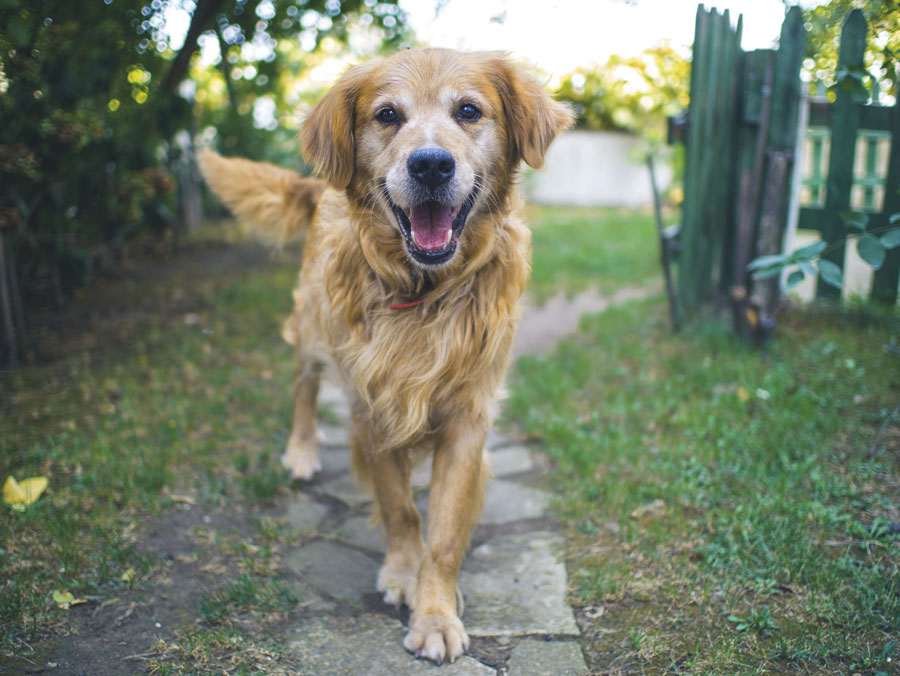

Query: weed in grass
left=199, top=573, right=297, bottom=625
left=236, top=450, right=291, bottom=503
left=727, top=606, right=778, bottom=637
left=149, top=626, right=297, bottom=676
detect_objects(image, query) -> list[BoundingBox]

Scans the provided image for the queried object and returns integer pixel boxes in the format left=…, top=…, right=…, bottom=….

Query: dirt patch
left=1, top=498, right=292, bottom=676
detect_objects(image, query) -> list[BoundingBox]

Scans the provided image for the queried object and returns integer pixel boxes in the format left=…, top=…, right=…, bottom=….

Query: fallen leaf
left=52, top=590, right=87, bottom=609
left=630, top=499, right=666, bottom=520
left=4, top=476, right=48, bottom=510
left=584, top=605, right=606, bottom=619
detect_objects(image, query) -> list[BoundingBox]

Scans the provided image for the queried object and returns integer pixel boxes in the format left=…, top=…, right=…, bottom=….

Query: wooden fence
left=673, top=5, right=899, bottom=330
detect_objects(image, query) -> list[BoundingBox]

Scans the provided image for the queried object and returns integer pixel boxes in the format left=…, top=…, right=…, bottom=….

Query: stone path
left=278, top=379, right=588, bottom=675
left=513, top=284, right=658, bottom=357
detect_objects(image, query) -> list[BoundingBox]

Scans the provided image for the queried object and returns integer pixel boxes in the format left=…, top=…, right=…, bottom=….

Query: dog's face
left=302, top=49, right=572, bottom=270
left=356, top=57, right=498, bottom=269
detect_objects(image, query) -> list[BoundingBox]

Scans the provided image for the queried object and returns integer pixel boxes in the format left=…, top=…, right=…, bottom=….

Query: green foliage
left=0, top=0, right=407, bottom=346
left=747, top=210, right=900, bottom=291
left=790, top=0, right=900, bottom=99
left=0, top=1, right=185, bottom=301
left=554, top=43, right=690, bottom=144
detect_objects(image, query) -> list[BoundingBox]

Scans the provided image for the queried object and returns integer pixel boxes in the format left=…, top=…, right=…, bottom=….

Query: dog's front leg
left=369, top=447, right=425, bottom=609
left=404, top=415, right=488, bottom=664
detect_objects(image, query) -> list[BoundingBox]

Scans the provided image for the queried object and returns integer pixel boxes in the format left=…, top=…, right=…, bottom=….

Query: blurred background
left=4, top=0, right=897, bottom=368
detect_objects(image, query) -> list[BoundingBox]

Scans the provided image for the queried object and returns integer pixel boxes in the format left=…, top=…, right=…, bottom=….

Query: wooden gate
left=673, top=5, right=899, bottom=327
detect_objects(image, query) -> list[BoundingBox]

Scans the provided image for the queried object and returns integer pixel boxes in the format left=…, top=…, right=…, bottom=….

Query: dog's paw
left=403, top=610, right=469, bottom=665
left=281, top=435, right=321, bottom=480
left=376, top=557, right=419, bottom=609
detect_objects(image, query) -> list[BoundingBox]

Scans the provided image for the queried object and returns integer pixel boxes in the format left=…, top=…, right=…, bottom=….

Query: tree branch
left=162, top=0, right=227, bottom=93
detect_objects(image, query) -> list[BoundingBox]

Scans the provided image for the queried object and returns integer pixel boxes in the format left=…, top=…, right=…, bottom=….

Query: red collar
left=390, top=297, right=427, bottom=310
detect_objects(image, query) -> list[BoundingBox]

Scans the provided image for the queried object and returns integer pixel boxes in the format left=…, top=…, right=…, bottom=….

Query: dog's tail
left=197, top=149, right=326, bottom=246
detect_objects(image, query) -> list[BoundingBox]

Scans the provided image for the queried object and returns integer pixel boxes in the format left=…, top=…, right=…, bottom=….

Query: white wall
left=524, top=129, right=672, bottom=208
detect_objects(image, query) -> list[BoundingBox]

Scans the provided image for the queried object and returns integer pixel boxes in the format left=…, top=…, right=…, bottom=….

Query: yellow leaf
left=120, top=567, right=136, bottom=583
left=737, top=386, right=750, bottom=403
left=4, top=476, right=48, bottom=508
left=52, top=590, right=75, bottom=605
left=52, top=590, right=86, bottom=609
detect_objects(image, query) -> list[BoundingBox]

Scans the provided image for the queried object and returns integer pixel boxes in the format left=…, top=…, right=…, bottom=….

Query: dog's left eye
left=457, top=103, right=482, bottom=123
left=376, top=107, right=399, bottom=125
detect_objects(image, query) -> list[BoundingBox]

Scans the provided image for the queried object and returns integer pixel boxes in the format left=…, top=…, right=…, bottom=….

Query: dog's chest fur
left=291, top=188, right=530, bottom=450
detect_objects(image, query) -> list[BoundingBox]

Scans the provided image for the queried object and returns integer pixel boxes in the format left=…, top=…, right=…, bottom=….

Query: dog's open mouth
left=389, top=189, right=478, bottom=266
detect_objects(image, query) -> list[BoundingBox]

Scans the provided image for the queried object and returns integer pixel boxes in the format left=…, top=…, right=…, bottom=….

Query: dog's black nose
left=407, top=148, right=455, bottom=188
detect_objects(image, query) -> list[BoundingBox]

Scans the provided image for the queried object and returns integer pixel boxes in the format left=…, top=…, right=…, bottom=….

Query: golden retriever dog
left=199, top=47, right=571, bottom=664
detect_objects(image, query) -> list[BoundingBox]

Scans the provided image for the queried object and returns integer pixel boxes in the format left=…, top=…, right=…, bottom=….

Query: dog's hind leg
left=404, top=414, right=489, bottom=664
left=282, top=358, right=323, bottom=480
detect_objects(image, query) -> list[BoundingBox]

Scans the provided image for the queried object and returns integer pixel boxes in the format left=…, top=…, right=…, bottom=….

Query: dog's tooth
left=444, top=229, right=452, bottom=245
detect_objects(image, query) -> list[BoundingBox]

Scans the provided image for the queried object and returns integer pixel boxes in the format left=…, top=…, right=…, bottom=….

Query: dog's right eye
left=376, top=108, right=399, bottom=125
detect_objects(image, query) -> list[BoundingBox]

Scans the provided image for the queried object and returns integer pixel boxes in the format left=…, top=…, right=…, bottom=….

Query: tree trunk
left=0, top=231, right=18, bottom=368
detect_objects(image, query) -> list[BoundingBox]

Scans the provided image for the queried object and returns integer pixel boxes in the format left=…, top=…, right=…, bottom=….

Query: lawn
left=506, top=299, right=900, bottom=674
left=526, top=204, right=661, bottom=302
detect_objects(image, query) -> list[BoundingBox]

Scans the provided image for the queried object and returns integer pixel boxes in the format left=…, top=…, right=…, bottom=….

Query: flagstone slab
left=414, top=479, right=550, bottom=527
left=319, top=424, right=350, bottom=447
left=284, top=496, right=331, bottom=532
left=318, top=446, right=351, bottom=474
left=506, top=639, right=587, bottom=676
left=318, top=381, right=351, bottom=418
left=487, top=445, right=535, bottom=477
left=288, top=614, right=496, bottom=675
left=285, top=540, right=379, bottom=604
left=460, top=531, right=578, bottom=636
left=486, top=428, right=516, bottom=449
left=332, top=514, right=385, bottom=554
left=480, top=480, right=551, bottom=525
left=411, top=455, right=433, bottom=487
left=318, top=474, right=372, bottom=506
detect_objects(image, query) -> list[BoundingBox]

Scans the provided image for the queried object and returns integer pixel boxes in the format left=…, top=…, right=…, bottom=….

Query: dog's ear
left=491, top=56, right=574, bottom=169
left=300, top=62, right=374, bottom=189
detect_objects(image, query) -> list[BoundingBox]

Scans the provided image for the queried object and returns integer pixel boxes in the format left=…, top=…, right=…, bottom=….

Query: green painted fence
left=674, top=5, right=900, bottom=326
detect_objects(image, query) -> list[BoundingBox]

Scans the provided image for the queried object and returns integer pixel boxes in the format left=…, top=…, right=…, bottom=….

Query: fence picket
left=870, top=93, right=900, bottom=304
left=815, top=9, right=867, bottom=299
left=754, top=6, right=805, bottom=312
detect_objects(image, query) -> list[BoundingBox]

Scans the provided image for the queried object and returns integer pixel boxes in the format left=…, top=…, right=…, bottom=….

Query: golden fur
left=199, top=47, right=571, bottom=665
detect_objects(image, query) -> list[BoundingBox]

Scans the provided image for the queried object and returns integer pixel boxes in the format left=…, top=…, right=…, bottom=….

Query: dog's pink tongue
left=410, top=204, right=453, bottom=251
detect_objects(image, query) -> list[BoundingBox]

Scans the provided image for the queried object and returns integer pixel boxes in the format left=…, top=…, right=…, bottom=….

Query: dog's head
left=301, top=48, right=572, bottom=269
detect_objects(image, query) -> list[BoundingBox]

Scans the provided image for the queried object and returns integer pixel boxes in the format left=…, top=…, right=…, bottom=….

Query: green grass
left=0, top=241, right=301, bottom=652
left=527, top=205, right=662, bottom=302
left=506, top=298, right=900, bottom=674
left=200, top=573, right=297, bottom=624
